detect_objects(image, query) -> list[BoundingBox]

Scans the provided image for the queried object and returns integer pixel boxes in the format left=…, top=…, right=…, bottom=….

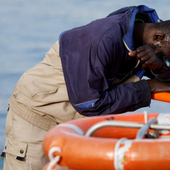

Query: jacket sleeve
left=74, top=80, right=151, bottom=116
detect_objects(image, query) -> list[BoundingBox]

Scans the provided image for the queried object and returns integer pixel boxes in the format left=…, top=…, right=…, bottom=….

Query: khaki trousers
left=2, top=41, right=84, bottom=170
left=3, top=109, right=48, bottom=170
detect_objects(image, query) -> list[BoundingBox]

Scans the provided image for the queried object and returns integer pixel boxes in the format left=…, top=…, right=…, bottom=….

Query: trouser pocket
left=2, top=138, right=29, bottom=170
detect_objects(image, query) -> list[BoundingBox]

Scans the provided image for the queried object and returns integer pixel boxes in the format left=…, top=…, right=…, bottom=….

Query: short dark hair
left=152, top=20, right=170, bottom=34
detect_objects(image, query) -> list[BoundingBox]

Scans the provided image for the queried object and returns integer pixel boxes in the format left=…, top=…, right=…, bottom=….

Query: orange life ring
left=152, top=92, right=170, bottom=103
left=42, top=112, right=170, bottom=170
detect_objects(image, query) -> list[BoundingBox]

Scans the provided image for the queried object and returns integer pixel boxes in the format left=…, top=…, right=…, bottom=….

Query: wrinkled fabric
left=11, top=41, right=83, bottom=123
left=3, top=41, right=84, bottom=170
left=3, top=109, right=48, bottom=170
left=59, top=5, right=162, bottom=116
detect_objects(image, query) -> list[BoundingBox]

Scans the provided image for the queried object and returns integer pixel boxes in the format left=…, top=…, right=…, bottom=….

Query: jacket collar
left=123, top=5, right=161, bottom=52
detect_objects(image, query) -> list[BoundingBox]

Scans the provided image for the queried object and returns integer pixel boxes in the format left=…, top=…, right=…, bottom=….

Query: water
left=1, top=0, right=170, bottom=168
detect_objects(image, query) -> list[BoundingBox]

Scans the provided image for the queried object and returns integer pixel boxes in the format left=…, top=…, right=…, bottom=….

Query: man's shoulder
left=107, top=6, right=136, bottom=17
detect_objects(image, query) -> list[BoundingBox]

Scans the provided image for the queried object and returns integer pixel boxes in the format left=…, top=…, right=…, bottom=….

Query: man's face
left=152, top=36, right=170, bottom=61
left=159, top=39, right=170, bottom=61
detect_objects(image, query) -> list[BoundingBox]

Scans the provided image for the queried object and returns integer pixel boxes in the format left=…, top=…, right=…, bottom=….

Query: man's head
left=145, top=20, right=170, bottom=59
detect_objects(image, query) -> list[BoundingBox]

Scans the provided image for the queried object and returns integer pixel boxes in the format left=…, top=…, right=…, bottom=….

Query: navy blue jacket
left=59, top=5, right=164, bottom=116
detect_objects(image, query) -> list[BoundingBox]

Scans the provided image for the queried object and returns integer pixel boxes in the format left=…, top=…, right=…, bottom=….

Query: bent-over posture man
left=2, top=5, right=170, bottom=170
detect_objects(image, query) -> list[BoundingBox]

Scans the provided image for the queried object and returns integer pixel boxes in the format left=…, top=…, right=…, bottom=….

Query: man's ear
left=153, top=32, right=165, bottom=41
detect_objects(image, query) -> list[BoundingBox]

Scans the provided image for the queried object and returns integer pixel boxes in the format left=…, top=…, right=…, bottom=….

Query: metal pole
left=85, top=120, right=170, bottom=137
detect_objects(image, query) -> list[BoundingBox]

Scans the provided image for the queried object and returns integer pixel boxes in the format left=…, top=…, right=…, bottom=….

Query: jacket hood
left=108, top=5, right=162, bottom=51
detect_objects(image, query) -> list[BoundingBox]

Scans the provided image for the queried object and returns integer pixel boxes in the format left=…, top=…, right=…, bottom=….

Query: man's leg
left=3, top=108, right=48, bottom=170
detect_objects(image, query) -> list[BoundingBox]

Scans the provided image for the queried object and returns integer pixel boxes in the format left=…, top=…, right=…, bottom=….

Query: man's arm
left=71, top=37, right=152, bottom=116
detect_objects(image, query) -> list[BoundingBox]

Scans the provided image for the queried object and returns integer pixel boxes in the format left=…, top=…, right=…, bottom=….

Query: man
left=2, top=5, right=170, bottom=170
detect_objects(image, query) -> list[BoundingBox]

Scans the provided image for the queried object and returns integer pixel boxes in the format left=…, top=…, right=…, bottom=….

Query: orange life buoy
left=42, top=112, right=170, bottom=170
left=152, top=92, right=170, bottom=103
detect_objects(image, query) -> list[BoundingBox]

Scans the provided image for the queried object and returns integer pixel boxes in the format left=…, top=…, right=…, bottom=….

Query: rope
left=47, top=147, right=61, bottom=170
left=144, top=111, right=148, bottom=123
left=114, top=138, right=127, bottom=170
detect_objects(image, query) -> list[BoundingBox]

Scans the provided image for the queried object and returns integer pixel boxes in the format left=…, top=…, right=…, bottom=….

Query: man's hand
left=147, top=79, right=170, bottom=93
left=129, top=44, right=163, bottom=70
